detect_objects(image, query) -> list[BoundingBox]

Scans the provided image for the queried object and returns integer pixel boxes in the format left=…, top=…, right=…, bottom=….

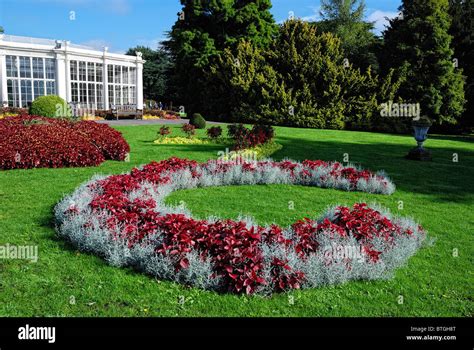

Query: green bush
left=190, top=113, right=206, bottom=129
left=210, top=20, right=404, bottom=132
left=29, top=95, right=71, bottom=119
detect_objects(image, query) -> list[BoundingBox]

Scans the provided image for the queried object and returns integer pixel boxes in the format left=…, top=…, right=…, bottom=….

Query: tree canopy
left=211, top=20, right=401, bottom=130
left=164, top=0, right=277, bottom=116
left=449, top=0, right=473, bottom=129
left=381, top=0, right=465, bottom=127
left=316, top=0, right=380, bottom=71
left=126, top=46, right=171, bottom=102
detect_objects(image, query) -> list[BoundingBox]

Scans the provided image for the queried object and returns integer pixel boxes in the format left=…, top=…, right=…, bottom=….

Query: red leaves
left=179, top=258, right=190, bottom=269
left=292, top=218, right=320, bottom=257
left=316, top=218, right=347, bottom=238
left=271, top=258, right=305, bottom=292
left=73, top=158, right=418, bottom=294
left=333, top=203, right=401, bottom=244
left=159, top=126, right=171, bottom=136
left=71, top=120, right=130, bottom=161
left=0, top=115, right=129, bottom=170
left=302, top=160, right=329, bottom=169
left=362, top=246, right=382, bottom=263
left=206, top=126, right=222, bottom=139
left=302, top=160, right=388, bottom=187
left=228, top=124, right=275, bottom=150
left=181, top=123, right=196, bottom=137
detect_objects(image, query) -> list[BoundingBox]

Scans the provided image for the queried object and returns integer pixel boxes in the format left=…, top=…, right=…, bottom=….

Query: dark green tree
left=211, top=20, right=401, bottom=129
left=381, top=0, right=465, bottom=127
left=317, top=0, right=380, bottom=71
left=270, top=20, right=400, bottom=129
left=449, top=0, right=473, bottom=130
left=164, top=0, right=277, bottom=117
left=210, top=39, right=287, bottom=124
left=126, top=46, right=171, bottom=103
left=0, top=26, right=4, bottom=34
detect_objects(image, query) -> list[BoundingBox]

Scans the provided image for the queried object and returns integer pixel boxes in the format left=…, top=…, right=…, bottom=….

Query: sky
left=0, top=0, right=401, bottom=53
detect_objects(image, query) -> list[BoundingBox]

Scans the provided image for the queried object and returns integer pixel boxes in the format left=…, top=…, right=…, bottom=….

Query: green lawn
left=0, top=124, right=473, bottom=317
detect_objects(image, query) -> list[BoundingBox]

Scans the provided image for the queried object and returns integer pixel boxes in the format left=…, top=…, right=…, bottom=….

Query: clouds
left=278, top=5, right=399, bottom=36
left=34, top=0, right=130, bottom=15
left=275, top=5, right=321, bottom=23
left=104, top=0, right=130, bottom=15
left=79, top=39, right=112, bottom=51
left=136, top=37, right=166, bottom=50
left=367, top=10, right=399, bottom=34
left=301, top=6, right=321, bottom=22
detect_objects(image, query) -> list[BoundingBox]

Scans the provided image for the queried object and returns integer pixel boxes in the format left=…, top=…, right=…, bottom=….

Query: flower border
left=55, top=157, right=427, bottom=295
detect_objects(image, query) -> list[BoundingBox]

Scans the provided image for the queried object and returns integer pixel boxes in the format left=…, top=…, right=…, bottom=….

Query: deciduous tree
left=126, top=46, right=171, bottom=102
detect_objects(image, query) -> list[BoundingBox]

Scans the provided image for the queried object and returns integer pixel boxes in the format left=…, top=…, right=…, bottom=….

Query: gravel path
left=96, top=119, right=225, bottom=126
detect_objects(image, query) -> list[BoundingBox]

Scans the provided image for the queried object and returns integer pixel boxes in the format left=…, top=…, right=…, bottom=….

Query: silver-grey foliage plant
left=55, top=159, right=427, bottom=295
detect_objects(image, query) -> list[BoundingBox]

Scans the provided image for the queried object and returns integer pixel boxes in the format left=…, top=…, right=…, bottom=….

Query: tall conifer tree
left=164, top=0, right=277, bottom=116
left=382, top=0, right=465, bottom=126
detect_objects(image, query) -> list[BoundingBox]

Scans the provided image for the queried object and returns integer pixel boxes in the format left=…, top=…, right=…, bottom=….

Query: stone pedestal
left=406, top=146, right=432, bottom=161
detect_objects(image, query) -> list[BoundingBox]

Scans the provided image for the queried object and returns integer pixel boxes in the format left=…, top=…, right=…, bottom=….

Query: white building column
left=0, top=51, right=7, bottom=107
left=103, top=47, right=109, bottom=110
left=136, top=51, right=143, bottom=110
left=55, top=51, right=67, bottom=101
left=64, top=41, right=71, bottom=102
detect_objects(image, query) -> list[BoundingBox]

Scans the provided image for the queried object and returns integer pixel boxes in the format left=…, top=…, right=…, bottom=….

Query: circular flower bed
left=55, top=157, right=427, bottom=295
left=0, top=115, right=130, bottom=170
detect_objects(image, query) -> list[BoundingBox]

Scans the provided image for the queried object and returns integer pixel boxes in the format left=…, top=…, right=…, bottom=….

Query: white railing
left=0, top=34, right=56, bottom=46
left=0, top=34, right=102, bottom=51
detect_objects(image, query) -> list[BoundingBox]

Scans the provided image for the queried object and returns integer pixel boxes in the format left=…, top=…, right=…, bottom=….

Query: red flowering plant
left=182, top=123, right=196, bottom=138
left=0, top=115, right=129, bottom=170
left=158, top=126, right=171, bottom=138
left=227, top=124, right=275, bottom=150
left=206, top=126, right=223, bottom=140
left=55, top=157, right=427, bottom=295
left=0, top=116, right=125, bottom=169
left=71, top=120, right=130, bottom=161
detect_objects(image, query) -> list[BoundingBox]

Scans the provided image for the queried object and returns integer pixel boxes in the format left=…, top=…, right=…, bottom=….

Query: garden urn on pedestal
left=406, top=116, right=432, bottom=161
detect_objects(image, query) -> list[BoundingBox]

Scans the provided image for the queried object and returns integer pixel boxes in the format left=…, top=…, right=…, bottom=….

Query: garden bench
left=111, top=104, right=143, bottom=120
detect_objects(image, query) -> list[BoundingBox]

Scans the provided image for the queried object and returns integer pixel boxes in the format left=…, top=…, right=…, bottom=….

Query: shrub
left=55, top=158, right=427, bottom=296
left=158, top=126, right=171, bottom=137
left=154, top=137, right=211, bottom=145
left=227, top=124, right=275, bottom=150
left=0, top=107, right=28, bottom=116
left=221, top=141, right=283, bottom=161
left=227, top=123, right=247, bottom=139
left=248, top=124, right=275, bottom=146
left=163, top=111, right=180, bottom=120
left=210, top=21, right=403, bottom=132
left=71, top=121, right=130, bottom=161
left=143, top=110, right=181, bottom=120
left=206, top=126, right=222, bottom=140
left=190, top=113, right=206, bottom=129
left=182, top=123, right=196, bottom=138
left=0, top=115, right=129, bottom=170
left=29, top=95, right=71, bottom=119
left=143, top=109, right=165, bottom=117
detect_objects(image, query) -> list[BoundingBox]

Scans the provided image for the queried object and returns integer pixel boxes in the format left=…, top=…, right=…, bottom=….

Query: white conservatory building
left=0, top=34, right=144, bottom=113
